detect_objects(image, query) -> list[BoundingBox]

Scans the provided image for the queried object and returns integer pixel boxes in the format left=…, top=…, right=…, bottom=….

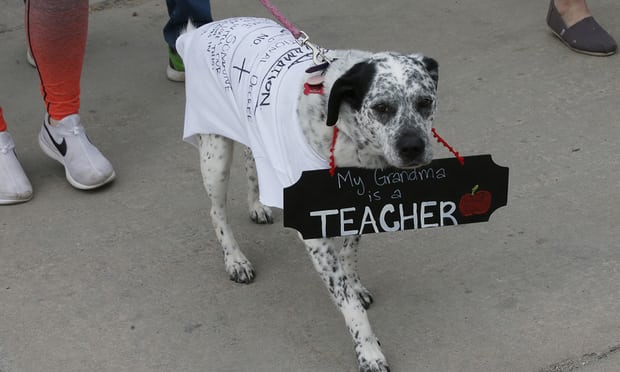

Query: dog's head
left=326, top=53, right=439, bottom=168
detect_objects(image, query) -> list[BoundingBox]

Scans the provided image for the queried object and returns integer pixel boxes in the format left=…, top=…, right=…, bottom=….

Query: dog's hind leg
left=303, top=237, right=389, bottom=372
left=199, top=134, right=255, bottom=284
left=242, top=146, right=273, bottom=224
left=341, top=236, right=374, bottom=309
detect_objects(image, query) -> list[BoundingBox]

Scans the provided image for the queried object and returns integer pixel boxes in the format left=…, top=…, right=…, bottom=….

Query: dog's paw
left=249, top=202, right=273, bottom=224
left=226, top=260, right=255, bottom=284
left=355, top=286, right=374, bottom=310
left=358, top=359, right=390, bottom=372
left=356, top=338, right=388, bottom=372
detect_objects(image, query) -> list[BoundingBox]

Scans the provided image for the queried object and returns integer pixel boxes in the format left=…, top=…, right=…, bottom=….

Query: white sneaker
left=0, top=131, right=33, bottom=204
left=166, top=64, right=185, bottom=82
left=38, top=114, right=115, bottom=190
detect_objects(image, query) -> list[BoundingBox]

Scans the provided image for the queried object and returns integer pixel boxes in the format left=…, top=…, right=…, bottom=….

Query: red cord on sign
left=329, top=126, right=339, bottom=176
left=432, top=128, right=465, bottom=166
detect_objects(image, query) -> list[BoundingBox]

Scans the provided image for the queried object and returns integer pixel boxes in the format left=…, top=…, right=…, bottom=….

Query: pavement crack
left=539, top=344, right=620, bottom=372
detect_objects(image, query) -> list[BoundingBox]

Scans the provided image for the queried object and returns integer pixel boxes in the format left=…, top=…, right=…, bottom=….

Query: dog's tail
left=185, top=21, right=197, bottom=34
left=176, top=21, right=196, bottom=60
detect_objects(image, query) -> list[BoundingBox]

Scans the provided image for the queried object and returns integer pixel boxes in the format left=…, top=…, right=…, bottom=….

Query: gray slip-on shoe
left=546, top=0, right=617, bottom=56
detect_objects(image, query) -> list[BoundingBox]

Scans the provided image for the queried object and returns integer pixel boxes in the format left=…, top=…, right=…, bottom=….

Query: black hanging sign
left=283, top=155, right=509, bottom=239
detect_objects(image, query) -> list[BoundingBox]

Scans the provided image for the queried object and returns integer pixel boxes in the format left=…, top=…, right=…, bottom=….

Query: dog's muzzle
left=396, top=130, right=429, bottom=166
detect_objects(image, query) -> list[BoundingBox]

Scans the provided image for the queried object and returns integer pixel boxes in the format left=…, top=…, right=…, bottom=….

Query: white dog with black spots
left=178, top=17, right=439, bottom=372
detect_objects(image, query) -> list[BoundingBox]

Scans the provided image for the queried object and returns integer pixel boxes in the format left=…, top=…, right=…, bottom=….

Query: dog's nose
left=396, top=134, right=425, bottom=162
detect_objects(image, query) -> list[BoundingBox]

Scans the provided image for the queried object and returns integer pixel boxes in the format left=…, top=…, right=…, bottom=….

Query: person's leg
left=163, top=0, right=213, bottom=81
left=163, top=0, right=213, bottom=49
left=0, top=105, right=33, bottom=204
left=26, top=0, right=115, bottom=190
left=26, top=0, right=87, bottom=121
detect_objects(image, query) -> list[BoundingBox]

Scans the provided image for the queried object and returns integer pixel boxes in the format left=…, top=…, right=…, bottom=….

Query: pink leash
left=259, top=0, right=302, bottom=38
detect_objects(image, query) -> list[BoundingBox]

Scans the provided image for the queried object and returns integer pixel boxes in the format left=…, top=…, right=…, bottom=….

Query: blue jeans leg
left=163, top=0, right=213, bottom=50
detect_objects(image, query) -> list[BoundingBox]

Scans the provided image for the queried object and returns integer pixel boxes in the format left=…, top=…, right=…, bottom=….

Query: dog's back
left=178, top=17, right=327, bottom=208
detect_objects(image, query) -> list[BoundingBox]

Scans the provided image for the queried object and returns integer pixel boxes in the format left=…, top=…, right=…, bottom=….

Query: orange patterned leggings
left=0, top=0, right=88, bottom=132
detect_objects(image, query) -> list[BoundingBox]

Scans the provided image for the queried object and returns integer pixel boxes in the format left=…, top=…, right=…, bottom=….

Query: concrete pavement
left=1, top=0, right=620, bottom=371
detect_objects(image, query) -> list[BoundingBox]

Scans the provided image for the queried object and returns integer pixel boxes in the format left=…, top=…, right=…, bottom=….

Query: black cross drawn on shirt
left=233, top=58, right=251, bottom=83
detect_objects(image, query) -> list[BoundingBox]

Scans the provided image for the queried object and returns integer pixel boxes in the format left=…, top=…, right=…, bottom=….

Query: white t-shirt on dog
left=177, top=17, right=329, bottom=209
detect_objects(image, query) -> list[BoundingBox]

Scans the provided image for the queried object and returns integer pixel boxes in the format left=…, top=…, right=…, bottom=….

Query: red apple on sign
left=459, top=185, right=492, bottom=216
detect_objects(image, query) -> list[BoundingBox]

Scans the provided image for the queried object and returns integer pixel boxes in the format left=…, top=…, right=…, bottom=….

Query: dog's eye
left=416, top=97, right=433, bottom=111
left=372, top=103, right=396, bottom=114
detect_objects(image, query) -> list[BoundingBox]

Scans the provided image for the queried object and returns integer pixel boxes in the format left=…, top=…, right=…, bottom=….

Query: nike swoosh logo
left=44, top=124, right=67, bottom=156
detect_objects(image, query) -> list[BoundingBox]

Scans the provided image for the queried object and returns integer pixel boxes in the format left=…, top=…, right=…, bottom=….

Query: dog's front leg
left=303, top=237, right=389, bottom=372
left=199, top=134, right=255, bottom=284
left=341, top=236, right=374, bottom=309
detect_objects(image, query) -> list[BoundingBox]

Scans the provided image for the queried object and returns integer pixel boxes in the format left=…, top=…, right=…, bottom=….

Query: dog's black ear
left=326, top=61, right=376, bottom=126
left=421, top=56, right=439, bottom=87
